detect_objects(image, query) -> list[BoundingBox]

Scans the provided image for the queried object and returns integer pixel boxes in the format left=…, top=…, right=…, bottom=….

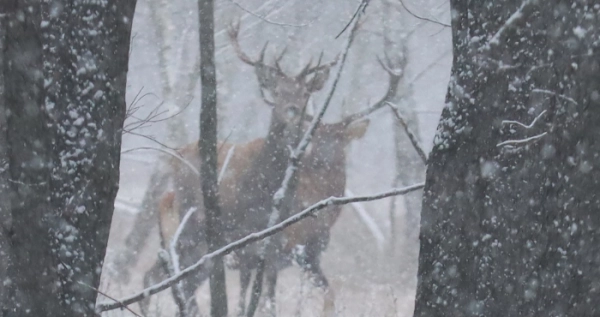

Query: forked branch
left=387, top=102, right=428, bottom=163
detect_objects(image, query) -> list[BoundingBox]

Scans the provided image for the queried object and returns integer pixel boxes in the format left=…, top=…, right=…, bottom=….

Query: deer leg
left=264, top=262, right=278, bottom=317
left=179, top=271, right=204, bottom=317
left=297, top=241, right=336, bottom=317
left=237, top=262, right=252, bottom=316
left=140, top=260, right=165, bottom=316
left=177, top=240, right=211, bottom=316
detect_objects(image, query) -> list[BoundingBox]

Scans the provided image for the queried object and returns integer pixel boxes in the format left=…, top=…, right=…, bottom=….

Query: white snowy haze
left=101, top=0, right=451, bottom=316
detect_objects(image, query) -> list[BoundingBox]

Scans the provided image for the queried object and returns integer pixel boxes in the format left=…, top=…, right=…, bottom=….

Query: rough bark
left=198, top=0, right=228, bottom=316
left=0, top=4, right=11, bottom=306
left=0, top=0, right=136, bottom=315
left=415, top=1, right=600, bottom=316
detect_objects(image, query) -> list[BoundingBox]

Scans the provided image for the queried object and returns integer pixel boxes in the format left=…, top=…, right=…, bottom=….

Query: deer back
left=282, top=119, right=370, bottom=253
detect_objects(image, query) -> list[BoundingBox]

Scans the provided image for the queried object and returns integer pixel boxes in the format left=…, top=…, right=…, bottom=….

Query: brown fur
left=140, top=26, right=338, bottom=315
left=150, top=120, right=369, bottom=316
left=158, top=191, right=178, bottom=247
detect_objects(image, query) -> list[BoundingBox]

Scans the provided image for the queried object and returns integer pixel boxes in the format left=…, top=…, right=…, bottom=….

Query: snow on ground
left=100, top=157, right=419, bottom=316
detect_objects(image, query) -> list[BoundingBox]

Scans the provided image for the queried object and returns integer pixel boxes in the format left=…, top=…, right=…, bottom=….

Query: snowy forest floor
left=100, top=202, right=419, bottom=317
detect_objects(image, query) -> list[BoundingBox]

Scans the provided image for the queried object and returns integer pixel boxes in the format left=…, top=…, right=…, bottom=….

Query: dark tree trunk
left=0, top=3, right=11, bottom=305
left=0, top=0, right=136, bottom=315
left=415, top=1, right=600, bottom=316
left=198, top=0, right=228, bottom=316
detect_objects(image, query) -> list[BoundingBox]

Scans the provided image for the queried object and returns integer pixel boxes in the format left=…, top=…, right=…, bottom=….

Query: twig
left=161, top=206, right=198, bottom=317
left=532, top=89, right=577, bottom=105
left=496, top=132, right=548, bottom=147
left=502, top=110, right=546, bottom=129
left=335, top=0, right=371, bottom=39
left=386, top=102, right=428, bottom=163
left=169, top=207, right=198, bottom=274
left=157, top=249, right=188, bottom=316
left=124, top=130, right=179, bottom=152
left=96, top=183, right=425, bottom=312
left=218, top=145, right=236, bottom=183
left=78, top=281, right=142, bottom=317
left=229, top=0, right=310, bottom=27
left=398, top=0, right=450, bottom=27
left=120, top=146, right=200, bottom=176
left=486, top=0, right=536, bottom=50
left=410, top=48, right=452, bottom=83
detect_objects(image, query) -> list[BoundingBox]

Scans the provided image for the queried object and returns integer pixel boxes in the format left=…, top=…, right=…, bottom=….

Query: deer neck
left=223, top=115, right=298, bottom=236
left=256, top=116, right=295, bottom=186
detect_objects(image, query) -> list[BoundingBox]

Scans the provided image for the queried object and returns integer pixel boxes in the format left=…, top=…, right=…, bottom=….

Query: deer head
left=228, top=22, right=338, bottom=133
left=304, top=118, right=370, bottom=170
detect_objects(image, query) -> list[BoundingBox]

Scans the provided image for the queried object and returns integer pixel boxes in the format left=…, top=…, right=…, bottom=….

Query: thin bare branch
left=120, top=146, right=200, bottom=176
left=96, top=183, right=425, bottom=312
left=169, top=207, right=198, bottom=274
left=228, top=0, right=310, bottom=27
left=502, top=110, right=547, bottom=129
left=497, top=132, right=548, bottom=147
left=123, top=130, right=179, bottom=152
left=386, top=102, right=428, bottom=163
left=335, top=0, right=372, bottom=39
left=486, top=0, right=536, bottom=50
left=80, top=282, right=142, bottom=317
left=532, top=89, right=578, bottom=105
left=398, top=0, right=450, bottom=27
left=157, top=248, right=189, bottom=316
left=218, top=145, right=236, bottom=183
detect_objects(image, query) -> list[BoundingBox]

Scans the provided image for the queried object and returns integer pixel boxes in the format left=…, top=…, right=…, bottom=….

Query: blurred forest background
left=102, top=0, right=450, bottom=316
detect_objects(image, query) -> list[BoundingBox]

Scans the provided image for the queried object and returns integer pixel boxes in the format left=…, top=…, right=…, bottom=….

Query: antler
left=339, top=52, right=404, bottom=126
left=228, top=21, right=272, bottom=68
left=296, top=52, right=340, bottom=79
left=228, top=21, right=258, bottom=66
left=274, top=46, right=288, bottom=73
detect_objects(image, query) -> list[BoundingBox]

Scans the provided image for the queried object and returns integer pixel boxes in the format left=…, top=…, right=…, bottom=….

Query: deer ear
left=346, top=119, right=370, bottom=140
left=306, top=68, right=331, bottom=92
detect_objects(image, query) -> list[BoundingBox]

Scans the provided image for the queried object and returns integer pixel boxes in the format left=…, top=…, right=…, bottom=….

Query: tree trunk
left=381, top=0, right=426, bottom=250
left=198, top=0, right=228, bottom=316
left=0, top=5, right=11, bottom=306
left=0, top=0, right=136, bottom=315
left=415, top=1, right=600, bottom=316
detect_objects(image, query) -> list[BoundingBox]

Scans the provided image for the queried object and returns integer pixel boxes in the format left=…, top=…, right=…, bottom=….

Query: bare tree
left=198, top=0, right=228, bottom=316
left=0, top=0, right=136, bottom=315
left=381, top=0, right=426, bottom=250
left=111, top=0, right=200, bottom=282
left=0, top=6, right=10, bottom=305
left=415, top=1, right=600, bottom=316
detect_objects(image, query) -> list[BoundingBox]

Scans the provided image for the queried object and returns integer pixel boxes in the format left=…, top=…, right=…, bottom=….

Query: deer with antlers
left=136, top=22, right=338, bottom=316
left=147, top=65, right=400, bottom=317
left=148, top=118, right=370, bottom=314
